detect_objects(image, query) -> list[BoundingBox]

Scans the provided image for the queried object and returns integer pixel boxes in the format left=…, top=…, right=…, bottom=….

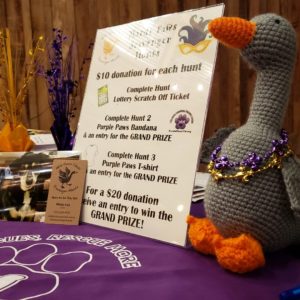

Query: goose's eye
left=275, top=19, right=280, bottom=24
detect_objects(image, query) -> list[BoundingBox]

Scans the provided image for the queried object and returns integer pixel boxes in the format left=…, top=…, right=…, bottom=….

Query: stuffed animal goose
left=188, top=13, right=300, bottom=273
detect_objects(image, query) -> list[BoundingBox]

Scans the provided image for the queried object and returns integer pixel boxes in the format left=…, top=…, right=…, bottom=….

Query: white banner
left=74, top=4, right=224, bottom=246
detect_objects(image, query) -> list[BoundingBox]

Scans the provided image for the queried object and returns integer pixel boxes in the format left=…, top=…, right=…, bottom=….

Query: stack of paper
left=28, top=130, right=57, bottom=151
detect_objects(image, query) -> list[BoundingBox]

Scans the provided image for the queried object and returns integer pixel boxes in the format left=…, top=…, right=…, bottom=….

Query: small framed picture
left=0, top=151, right=80, bottom=222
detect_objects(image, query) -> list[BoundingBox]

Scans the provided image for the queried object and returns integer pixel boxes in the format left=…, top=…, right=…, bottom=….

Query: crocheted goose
left=188, top=13, right=300, bottom=273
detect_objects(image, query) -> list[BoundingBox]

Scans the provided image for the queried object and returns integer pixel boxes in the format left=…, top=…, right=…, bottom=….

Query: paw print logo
left=175, top=114, right=190, bottom=130
left=0, top=243, right=92, bottom=299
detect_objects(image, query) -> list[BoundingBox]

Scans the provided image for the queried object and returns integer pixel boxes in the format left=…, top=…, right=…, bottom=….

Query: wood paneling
left=0, top=0, right=7, bottom=28
left=1, top=0, right=300, bottom=155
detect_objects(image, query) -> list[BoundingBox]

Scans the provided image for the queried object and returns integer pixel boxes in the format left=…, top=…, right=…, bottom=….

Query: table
left=0, top=202, right=299, bottom=300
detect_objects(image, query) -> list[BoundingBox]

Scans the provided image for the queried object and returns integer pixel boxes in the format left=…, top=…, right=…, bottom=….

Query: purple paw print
left=175, top=114, right=190, bottom=130
left=0, top=243, right=92, bottom=299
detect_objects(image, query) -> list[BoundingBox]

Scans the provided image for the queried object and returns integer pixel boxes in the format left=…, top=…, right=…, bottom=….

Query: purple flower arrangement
left=39, top=29, right=78, bottom=150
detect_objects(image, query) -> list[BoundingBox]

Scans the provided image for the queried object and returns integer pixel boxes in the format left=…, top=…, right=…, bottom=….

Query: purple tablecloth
left=0, top=203, right=299, bottom=300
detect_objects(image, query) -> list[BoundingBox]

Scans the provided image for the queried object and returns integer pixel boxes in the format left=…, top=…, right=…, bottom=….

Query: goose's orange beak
left=208, top=17, right=256, bottom=49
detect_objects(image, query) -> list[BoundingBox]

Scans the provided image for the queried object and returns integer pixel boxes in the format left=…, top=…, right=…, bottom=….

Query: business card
left=45, top=159, right=87, bottom=225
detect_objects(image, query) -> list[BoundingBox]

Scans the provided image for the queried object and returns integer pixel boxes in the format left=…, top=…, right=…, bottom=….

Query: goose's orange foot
left=187, top=216, right=223, bottom=255
left=214, top=234, right=265, bottom=273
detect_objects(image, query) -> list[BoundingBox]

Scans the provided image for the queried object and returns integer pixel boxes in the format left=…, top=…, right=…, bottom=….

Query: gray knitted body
left=204, top=14, right=300, bottom=252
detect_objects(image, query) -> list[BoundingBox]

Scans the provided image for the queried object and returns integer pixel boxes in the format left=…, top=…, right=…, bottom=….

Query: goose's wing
left=282, top=156, right=300, bottom=217
left=199, top=125, right=236, bottom=163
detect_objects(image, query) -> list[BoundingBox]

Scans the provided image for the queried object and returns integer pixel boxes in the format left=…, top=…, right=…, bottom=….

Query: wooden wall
left=1, top=0, right=300, bottom=155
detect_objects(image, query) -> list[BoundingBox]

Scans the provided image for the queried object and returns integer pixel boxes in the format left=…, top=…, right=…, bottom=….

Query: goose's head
left=208, top=14, right=296, bottom=71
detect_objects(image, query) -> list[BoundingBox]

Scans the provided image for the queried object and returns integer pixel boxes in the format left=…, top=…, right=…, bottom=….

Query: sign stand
left=74, top=4, right=224, bottom=246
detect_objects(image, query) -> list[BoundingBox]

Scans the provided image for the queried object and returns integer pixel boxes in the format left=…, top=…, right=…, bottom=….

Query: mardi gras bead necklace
left=208, top=129, right=293, bottom=183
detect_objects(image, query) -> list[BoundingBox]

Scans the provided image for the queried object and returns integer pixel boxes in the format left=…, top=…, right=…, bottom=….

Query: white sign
left=74, top=4, right=224, bottom=246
